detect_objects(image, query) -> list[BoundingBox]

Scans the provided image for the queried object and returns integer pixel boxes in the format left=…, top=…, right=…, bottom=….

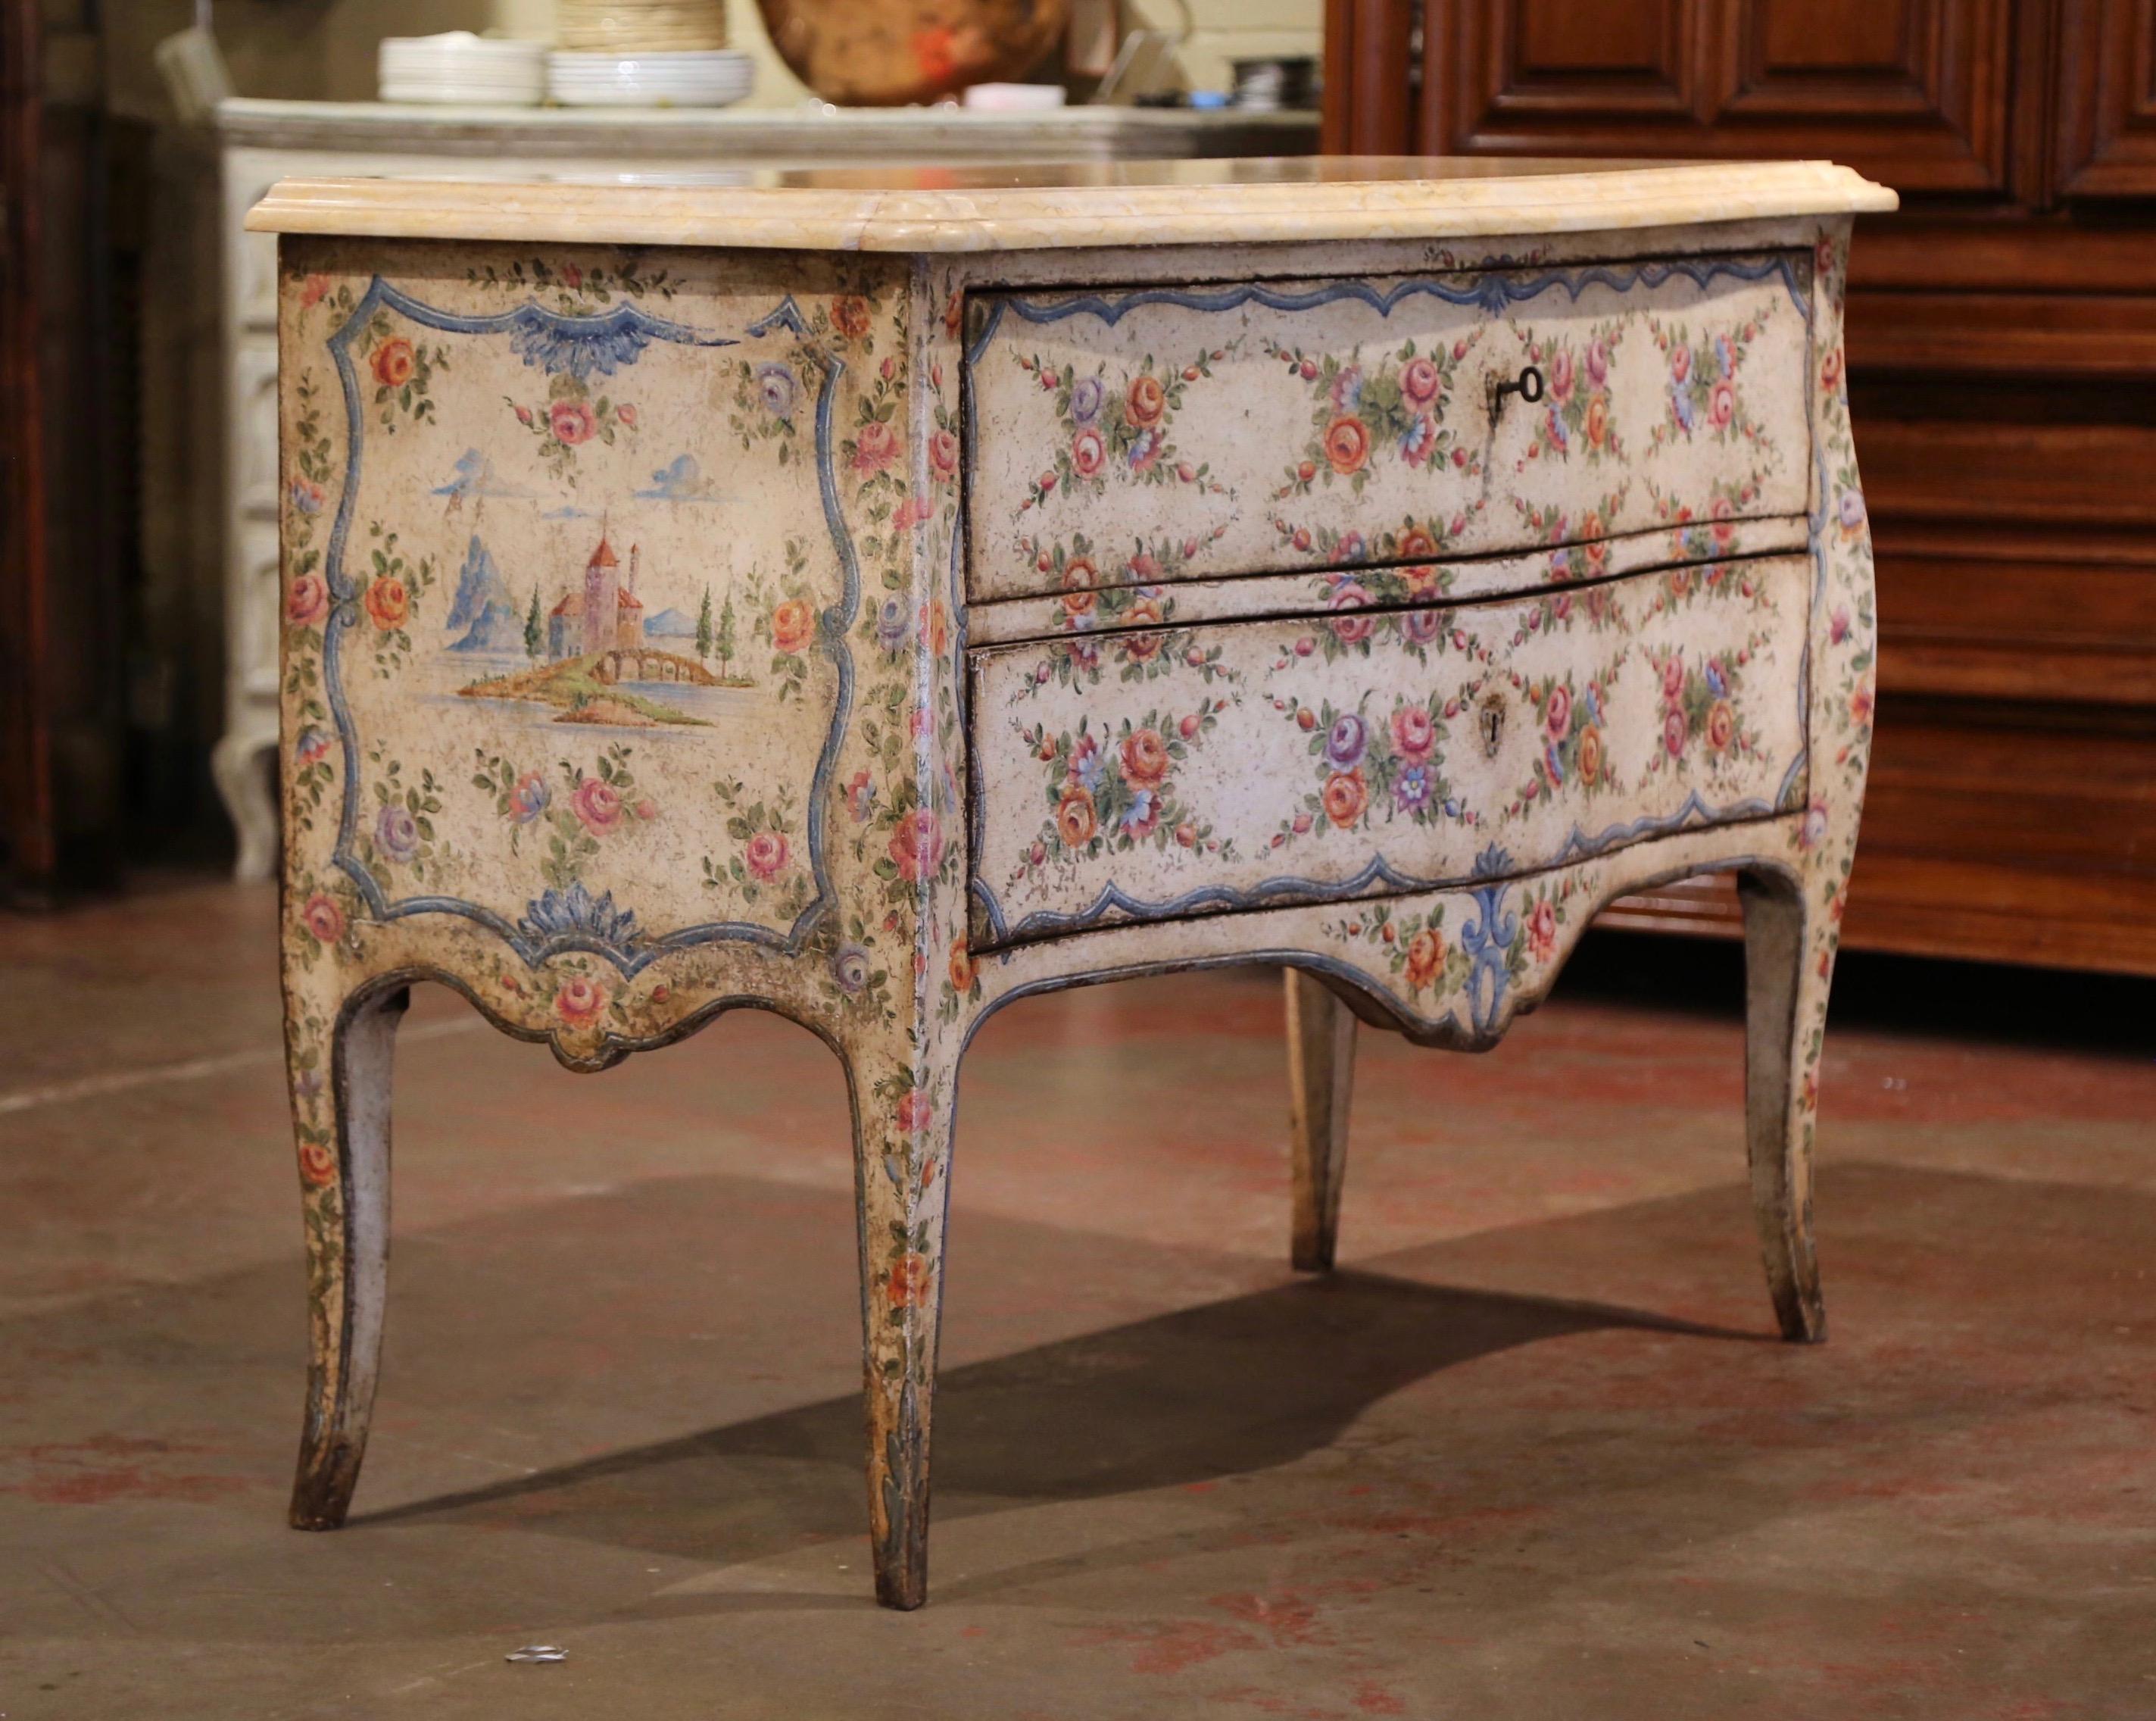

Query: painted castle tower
left=581, top=533, right=619, bottom=655
left=546, top=533, right=646, bottom=658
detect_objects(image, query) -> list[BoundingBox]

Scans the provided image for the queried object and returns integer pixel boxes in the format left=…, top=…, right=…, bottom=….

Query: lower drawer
left=967, top=554, right=1811, bottom=947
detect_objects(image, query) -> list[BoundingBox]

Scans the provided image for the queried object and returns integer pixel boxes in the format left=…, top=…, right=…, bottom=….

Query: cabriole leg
left=1739, top=870, right=1830, bottom=1343
left=285, top=974, right=408, bottom=1529
left=844, top=1036, right=957, bottom=1609
left=1285, top=967, right=1357, bottom=1273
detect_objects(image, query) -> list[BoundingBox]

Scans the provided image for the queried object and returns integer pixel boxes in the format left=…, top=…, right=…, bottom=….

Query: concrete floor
left=2, top=880, right=2151, bottom=1719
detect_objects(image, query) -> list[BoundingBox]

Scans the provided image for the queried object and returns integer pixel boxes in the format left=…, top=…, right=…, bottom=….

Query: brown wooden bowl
left=754, top=0, right=1069, bottom=106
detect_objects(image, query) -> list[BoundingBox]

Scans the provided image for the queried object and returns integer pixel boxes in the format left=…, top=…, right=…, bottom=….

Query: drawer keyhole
left=1479, top=692, right=1507, bottom=758
left=1492, top=364, right=1545, bottom=413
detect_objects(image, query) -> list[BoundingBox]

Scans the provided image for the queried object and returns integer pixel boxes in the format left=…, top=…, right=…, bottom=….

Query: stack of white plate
left=547, top=48, right=754, bottom=108
left=379, top=33, right=548, bottom=105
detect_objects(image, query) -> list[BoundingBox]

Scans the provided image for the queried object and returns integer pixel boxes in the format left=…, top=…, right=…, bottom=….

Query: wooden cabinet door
left=1419, top=0, right=2013, bottom=194
left=2055, top=0, right=2156, bottom=197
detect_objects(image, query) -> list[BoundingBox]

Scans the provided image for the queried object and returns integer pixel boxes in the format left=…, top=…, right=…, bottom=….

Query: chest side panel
left=279, top=240, right=902, bottom=966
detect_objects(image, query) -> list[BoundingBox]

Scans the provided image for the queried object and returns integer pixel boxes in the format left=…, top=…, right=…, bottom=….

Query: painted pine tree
left=696, top=584, right=713, bottom=661
left=717, top=591, right=737, bottom=678
left=523, top=587, right=542, bottom=659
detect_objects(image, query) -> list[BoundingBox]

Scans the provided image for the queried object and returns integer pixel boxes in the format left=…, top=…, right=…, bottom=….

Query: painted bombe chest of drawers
left=247, top=158, right=1895, bottom=1610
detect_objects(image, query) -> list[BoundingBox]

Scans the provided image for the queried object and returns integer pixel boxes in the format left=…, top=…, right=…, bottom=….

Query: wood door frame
left=0, top=0, right=54, bottom=894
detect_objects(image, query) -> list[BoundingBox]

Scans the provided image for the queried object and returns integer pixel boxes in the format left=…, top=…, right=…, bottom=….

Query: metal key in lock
left=1491, top=364, right=1545, bottom=417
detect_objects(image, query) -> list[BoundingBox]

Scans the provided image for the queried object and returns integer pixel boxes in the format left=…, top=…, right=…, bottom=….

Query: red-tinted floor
left=1, top=879, right=2151, bottom=1718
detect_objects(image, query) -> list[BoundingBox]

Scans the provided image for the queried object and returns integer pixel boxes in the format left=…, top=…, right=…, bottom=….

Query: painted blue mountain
left=643, top=607, right=697, bottom=639
left=445, top=535, right=514, bottom=634
left=449, top=596, right=525, bottom=654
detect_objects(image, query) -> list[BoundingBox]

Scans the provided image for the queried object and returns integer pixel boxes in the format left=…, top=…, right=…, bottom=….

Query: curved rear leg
left=285, top=976, right=408, bottom=1528
left=1285, top=967, right=1357, bottom=1273
left=1739, top=869, right=1829, bottom=1342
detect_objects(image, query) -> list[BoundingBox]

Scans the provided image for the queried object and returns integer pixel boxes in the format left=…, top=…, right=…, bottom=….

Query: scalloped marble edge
left=245, top=160, right=1898, bottom=254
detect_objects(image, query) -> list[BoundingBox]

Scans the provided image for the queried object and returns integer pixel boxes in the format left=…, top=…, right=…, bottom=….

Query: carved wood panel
left=1420, top=0, right=2013, bottom=193
left=2055, top=0, right=2156, bottom=197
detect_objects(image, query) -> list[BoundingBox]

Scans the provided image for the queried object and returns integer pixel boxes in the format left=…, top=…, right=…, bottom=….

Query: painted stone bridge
left=589, top=648, right=719, bottom=687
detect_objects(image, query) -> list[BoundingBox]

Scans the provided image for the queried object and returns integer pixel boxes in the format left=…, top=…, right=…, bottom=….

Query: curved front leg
left=841, top=1032, right=959, bottom=1610
left=1739, top=868, right=1832, bottom=1343
left=282, top=956, right=408, bottom=1528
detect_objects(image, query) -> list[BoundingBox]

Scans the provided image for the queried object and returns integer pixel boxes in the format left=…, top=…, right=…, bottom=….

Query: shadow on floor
left=356, top=1269, right=1757, bottom=1559
left=3, top=1160, right=2148, bottom=1641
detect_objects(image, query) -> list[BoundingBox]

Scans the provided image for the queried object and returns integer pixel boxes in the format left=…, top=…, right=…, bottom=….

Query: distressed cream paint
left=251, top=159, right=1894, bottom=1610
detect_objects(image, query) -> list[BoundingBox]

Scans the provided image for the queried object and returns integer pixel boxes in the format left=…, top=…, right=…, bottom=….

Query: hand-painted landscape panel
left=281, top=251, right=884, bottom=960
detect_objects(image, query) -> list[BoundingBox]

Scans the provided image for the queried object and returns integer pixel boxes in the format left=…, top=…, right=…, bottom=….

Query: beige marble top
left=246, top=155, right=1897, bottom=252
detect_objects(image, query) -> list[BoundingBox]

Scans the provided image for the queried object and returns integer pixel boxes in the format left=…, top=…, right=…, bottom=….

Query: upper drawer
left=963, top=251, right=1814, bottom=604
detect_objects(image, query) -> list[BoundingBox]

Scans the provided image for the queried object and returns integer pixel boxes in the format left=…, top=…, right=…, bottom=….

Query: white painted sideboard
left=210, top=98, right=1315, bottom=877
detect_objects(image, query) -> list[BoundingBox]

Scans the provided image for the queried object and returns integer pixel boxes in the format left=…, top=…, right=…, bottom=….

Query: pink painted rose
left=286, top=573, right=329, bottom=627
left=888, top=809, right=944, bottom=882
left=745, top=830, right=789, bottom=879
left=1547, top=348, right=1574, bottom=403
left=1585, top=339, right=1611, bottom=386
left=549, top=400, right=595, bottom=445
left=571, top=776, right=622, bottom=834
left=852, top=418, right=900, bottom=476
left=1070, top=426, right=1106, bottom=476
left=1527, top=899, right=1558, bottom=960
left=301, top=893, right=345, bottom=944
left=298, top=1142, right=336, bottom=1188
left=555, top=973, right=605, bottom=1025
left=1708, top=378, right=1736, bottom=429
left=1391, top=705, right=1437, bottom=764
left=929, top=427, right=960, bottom=479
left=895, top=1089, right=934, bottom=1133
left=1671, top=345, right=1692, bottom=384
left=1546, top=683, right=1572, bottom=741
left=1664, top=707, right=1688, bottom=757
left=1662, top=655, right=1686, bottom=704
left=1400, top=355, right=1443, bottom=408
